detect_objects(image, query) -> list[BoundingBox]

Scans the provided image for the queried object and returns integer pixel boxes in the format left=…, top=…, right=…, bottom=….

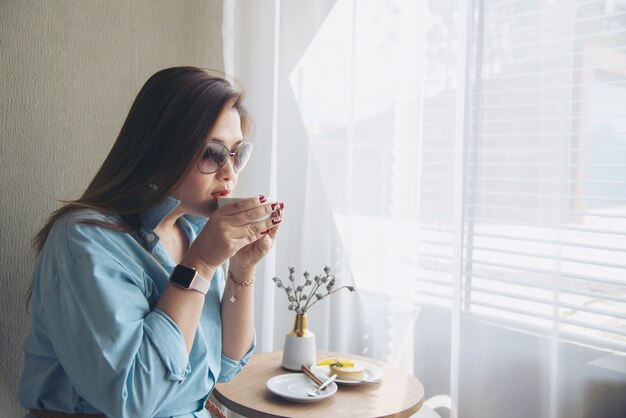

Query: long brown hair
left=33, top=67, right=249, bottom=254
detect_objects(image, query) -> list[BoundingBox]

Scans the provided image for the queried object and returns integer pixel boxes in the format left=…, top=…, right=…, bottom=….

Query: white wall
left=0, top=1, right=223, bottom=415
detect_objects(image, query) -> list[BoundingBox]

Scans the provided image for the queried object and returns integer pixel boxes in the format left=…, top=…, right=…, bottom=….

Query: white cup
left=217, top=197, right=276, bottom=223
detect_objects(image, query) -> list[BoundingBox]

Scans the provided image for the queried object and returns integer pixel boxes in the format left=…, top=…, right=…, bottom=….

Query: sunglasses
left=197, top=142, right=253, bottom=174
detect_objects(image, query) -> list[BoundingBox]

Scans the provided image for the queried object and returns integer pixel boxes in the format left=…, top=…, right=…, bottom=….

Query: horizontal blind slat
left=464, top=217, right=626, bottom=237
left=422, top=187, right=626, bottom=204
left=441, top=205, right=626, bottom=222
left=487, top=0, right=605, bottom=11
left=462, top=310, right=626, bottom=352
left=471, top=246, right=626, bottom=270
left=478, top=79, right=626, bottom=94
left=415, top=266, right=626, bottom=303
left=420, top=237, right=626, bottom=255
left=422, top=162, right=626, bottom=169
left=423, top=148, right=626, bottom=154
left=489, top=4, right=624, bottom=24
left=471, top=259, right=626, bottom=287
left=481, top=27, right=626, bottom=54
left=468, top=299, right=626, bottom=337
left=468, top=272, right=626, bottom=304
left=468, top=176, right=626, bottom=186
left=484, top=11, right=626, bottom=37
left=465, top=285, right=626, bottom=320
left=472, top=232, right=626, bottom=254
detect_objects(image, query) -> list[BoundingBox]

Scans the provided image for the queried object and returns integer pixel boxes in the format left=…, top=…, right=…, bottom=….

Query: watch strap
left=191, top=272, right=210, bottom=295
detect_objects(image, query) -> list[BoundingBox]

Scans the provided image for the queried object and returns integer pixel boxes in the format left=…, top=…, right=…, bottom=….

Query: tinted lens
left=233, top=143, right=253, bottom=173
left=198, top=142, right=229, bottom=174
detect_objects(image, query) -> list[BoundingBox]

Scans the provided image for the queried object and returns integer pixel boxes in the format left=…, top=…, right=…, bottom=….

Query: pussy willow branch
left=282, top=285, right=298, bottom=310
left=288, top=268, right=299, bottom=310
left=302, top=273, right=333, bottom=312
left=294, top=284, right=303, bottom=310
left=303, top=285, right=351, bottom=311
left=302, top=279, right=320, bottom=311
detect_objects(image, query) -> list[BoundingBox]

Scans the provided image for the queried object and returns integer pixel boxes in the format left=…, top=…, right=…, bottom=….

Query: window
left=415, top=0, right=626, bottom=353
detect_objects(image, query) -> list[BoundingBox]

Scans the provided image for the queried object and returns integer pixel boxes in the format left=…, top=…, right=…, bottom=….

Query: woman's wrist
left=180, top=253, right=217, bottom=281
left=228, top=260, right=256, bottom=280
left=228, top=265, right=256, bottom=280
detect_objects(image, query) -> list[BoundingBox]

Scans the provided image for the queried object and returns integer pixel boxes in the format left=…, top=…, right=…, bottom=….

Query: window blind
left=415, top=0, right=626, bottom=353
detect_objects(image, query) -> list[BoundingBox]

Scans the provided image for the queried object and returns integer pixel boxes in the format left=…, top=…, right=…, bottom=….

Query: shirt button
left=146, top=234, right=155, bottom=242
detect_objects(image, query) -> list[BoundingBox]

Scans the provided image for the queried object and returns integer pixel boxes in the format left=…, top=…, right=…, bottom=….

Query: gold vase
left=289, top=313, right=313, bottom=337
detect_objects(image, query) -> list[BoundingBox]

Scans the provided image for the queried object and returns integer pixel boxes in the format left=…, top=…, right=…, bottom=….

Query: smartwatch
left=169, top=264, right=210, bottom=295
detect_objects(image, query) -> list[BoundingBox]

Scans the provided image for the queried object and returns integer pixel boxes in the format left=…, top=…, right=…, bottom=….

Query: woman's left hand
left=230, top=206, right=283, bottom=270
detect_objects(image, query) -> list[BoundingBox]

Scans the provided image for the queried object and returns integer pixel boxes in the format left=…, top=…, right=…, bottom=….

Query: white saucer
left=310, top=360, right=383, bottom=385
left=266, top=373, right=338, bottom=402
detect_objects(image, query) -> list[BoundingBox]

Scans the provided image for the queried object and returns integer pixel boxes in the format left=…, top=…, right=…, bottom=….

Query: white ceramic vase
left=281, top=313, right=316, bottom=371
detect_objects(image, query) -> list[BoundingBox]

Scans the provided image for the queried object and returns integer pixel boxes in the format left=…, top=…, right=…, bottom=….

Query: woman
left=19, top=67, right=282, bottom=418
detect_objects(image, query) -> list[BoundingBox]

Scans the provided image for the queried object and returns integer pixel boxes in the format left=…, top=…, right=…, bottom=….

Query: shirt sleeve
left=217, top=332, right=256, bottom=383
left=40, top=222, right=191, bottom=418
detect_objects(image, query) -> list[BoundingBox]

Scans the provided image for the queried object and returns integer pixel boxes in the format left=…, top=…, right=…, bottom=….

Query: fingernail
left=271, top=203, right=278, bottom=211
left=261, top=229, right=270, bottom=235
left=279, top=202, right=284, bottom=210
left=259, top=195, right=267, bottom=203
left=272, top=217, right=281, bottom=225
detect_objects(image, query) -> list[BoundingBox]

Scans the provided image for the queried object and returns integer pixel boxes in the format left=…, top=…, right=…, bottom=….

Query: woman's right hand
left=182, top=195, right=281, bottom=272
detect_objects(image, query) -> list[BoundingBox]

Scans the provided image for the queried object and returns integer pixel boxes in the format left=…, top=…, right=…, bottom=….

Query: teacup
left=217, top=197, right=276, bottom=222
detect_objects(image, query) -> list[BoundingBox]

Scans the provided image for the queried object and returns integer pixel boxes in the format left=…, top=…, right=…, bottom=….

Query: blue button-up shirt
left=19, top=197, right=254, bottom=418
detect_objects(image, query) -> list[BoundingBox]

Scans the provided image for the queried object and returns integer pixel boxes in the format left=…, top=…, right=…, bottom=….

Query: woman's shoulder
left=33, top=209, right=150, bottom=300
left=55, top=207, right=121, bottom=233
left=44, top=208, right=129, bottom=256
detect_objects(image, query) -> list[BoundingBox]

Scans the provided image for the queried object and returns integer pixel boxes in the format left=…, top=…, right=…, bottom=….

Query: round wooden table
left=213, top=351, right=424, bottom=418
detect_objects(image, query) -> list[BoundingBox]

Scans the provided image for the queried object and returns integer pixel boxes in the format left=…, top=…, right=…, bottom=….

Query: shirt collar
left=139, top=196, right=181, bottom=231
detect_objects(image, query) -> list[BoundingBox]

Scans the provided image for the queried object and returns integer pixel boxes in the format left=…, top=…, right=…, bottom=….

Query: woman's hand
left=230, top=206, right=282, bottom=271
left=183, top=196, right=283, bottom=272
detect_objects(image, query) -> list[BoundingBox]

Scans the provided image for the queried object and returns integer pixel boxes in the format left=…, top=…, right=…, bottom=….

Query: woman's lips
left=212, top=189, right=230, bottom=198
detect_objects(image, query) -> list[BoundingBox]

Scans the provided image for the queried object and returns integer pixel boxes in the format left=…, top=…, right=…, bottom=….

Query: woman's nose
left=217, top=156, right=236, bottom=179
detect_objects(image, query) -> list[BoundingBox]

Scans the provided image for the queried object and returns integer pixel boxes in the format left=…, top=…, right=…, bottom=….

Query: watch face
left=171, top=265, right=196, bottom=288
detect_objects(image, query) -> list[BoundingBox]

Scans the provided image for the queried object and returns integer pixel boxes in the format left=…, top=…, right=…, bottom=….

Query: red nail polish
left=259, top=195, right=267, bottom=203
left=272, top=217, right=281, bottom=225
left=280, top=202, right=284, bottom=210
left=261, top=229, right=270, bottom=235
left=271, top=203, right=278, bottom=211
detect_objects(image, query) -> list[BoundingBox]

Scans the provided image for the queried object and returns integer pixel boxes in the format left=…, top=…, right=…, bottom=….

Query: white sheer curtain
left=226, top=1, right=626, bottom=417
left=223, top=0, right=365, bottom=356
